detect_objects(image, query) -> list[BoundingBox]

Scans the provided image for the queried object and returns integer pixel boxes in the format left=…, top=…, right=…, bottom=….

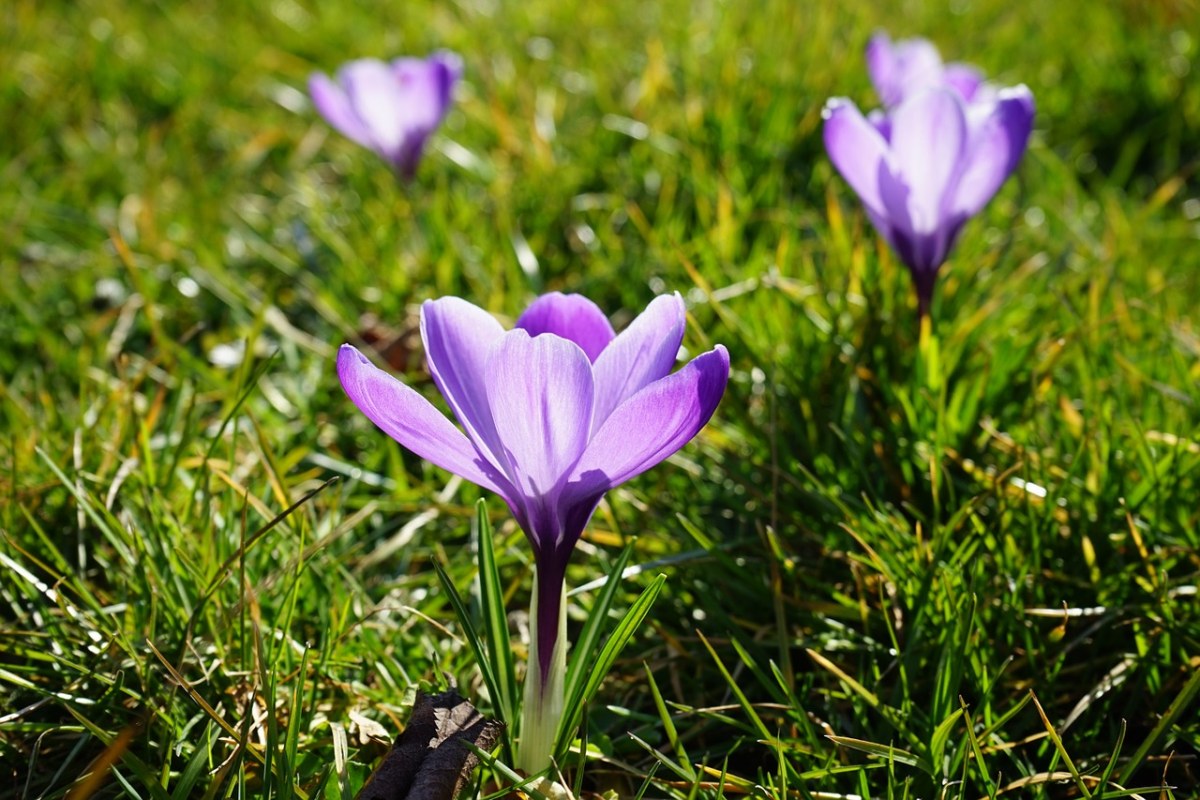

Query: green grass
left=3, top=0, right=1199, bottom=797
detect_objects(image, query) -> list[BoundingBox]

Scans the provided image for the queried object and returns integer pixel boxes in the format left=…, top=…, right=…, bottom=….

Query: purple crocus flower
left=823, top=85, right=1035, bottom=317
left=337, top=292, right=729, bottom=770
left=309, top=52, right=462, bottom=178
left=866, top=32, right=986, bottom=107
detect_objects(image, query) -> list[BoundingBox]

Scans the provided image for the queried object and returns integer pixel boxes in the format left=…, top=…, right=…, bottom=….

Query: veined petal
left=952, top=84, right=1035, bottom=218
left=591, top=292, right=685, bottom=429
left=823, top=98, right=892, bottom=219
left=516, top=292, right=615, bottom=362
left=421, top=297, right=508, bottom=471
left=567, top=345, right=729, bottom=501
left=485, top=329, right=595, bottom=501
left=336, top=345, right=511, bottom=497
left=889, top=88, right=967, bottom=234
left=309, top=72, right=372, bottom=148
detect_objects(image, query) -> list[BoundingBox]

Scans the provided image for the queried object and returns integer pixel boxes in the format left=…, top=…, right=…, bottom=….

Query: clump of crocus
left=338, top=292, right=729, bottom=772
left=823, top=35, right=1035, bottom=322
left=309, top=52, right=462, bottom=179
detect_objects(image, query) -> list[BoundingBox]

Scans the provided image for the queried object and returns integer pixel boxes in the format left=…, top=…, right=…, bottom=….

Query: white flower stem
left=517, top=567, right=567, bottom=775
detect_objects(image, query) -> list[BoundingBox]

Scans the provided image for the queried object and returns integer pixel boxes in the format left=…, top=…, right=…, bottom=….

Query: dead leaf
left=357, top=690, right=504, bottom=800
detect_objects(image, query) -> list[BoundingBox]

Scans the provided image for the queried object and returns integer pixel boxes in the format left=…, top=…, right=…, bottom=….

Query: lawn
left=2, top=0, right=1199, bottom=797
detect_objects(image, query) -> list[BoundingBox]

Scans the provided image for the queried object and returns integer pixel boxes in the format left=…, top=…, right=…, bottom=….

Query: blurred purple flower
left=867, top=32, right=985, bottom=107
left=309, top=52, right=462, bottom=178
left=337, top=292, right=729, bottom=769
left=823, top=86, right=1034, bottom=317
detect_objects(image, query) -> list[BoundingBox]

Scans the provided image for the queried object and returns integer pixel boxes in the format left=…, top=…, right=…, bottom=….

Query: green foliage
left=2, top=0, right=1199, bottom=797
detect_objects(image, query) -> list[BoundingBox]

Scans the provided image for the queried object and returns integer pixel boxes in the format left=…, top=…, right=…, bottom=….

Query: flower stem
left=518, top=565, right=567, bottom=774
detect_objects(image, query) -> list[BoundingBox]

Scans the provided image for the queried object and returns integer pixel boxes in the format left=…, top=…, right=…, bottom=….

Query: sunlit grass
left=2, top=0, right=1198, bottom=797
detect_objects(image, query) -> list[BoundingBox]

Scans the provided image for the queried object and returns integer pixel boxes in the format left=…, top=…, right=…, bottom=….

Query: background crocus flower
left=337, top=292, right=729, bottom=771
left=823, top=85, right=1035, bottom=319
left=867, top=32, right=985, bottom=107
left=309, top=51, right=462, bottom=178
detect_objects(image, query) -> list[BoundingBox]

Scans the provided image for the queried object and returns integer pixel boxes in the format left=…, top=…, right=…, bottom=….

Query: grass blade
left=475, top=500, right=517, bottom=732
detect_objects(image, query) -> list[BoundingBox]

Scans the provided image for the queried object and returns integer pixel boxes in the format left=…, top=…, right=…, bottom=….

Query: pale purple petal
left=888, top=88, right=966, bottom=234
left=567, top=345, right=729, bottom=500
left=823, top=98, right=892, bottom=219
left=591, top=292, right=686, bottom=430
left=336, top=344, right=512, bottom=498
left=309, top=72, right=373, bottom=148
left=953, top=85, right=1035, bottom=218
left=485, top=329, right=595, bottom=501
left=421, top=298, right=508, bottom=472
left=943, top=63, right=985, bottom=102
left=336, top=60, right=413, bottom=160
left=867, top=33, right=944, bottom=107
left=385, top=56, right=458, bottom=166
left=864, top=33, right=897, bottom=102
left=515, top=292, right=615, bottom=362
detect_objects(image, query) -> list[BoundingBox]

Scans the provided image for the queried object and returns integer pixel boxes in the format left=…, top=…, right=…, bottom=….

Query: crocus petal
left=516, top=292, right=616, bottom=362
left=567, top=345, right=730, bottom=500
left=953, top=85, right=1035, bottom=218
left=867, top=33, right=944, bottom=107
left=888, top=88, right=967, bottom=234
left=421, top=297, right=508, bottom=472
left=591, top=292, right=686, bottom=429
left=823, top=98, right=892, bottom=219
left=336, top=344, right=512, bottom=498
left=485, top=329, right=595, bottom=503
left=426, top=50, right=464, bottom=110
left=309, top=72, right=373, bottom=149
left=337, top=59, right=413, bottom=159
left=943, top=63, right=986, bottom=102
left=864, top=33, right=899, bottom=103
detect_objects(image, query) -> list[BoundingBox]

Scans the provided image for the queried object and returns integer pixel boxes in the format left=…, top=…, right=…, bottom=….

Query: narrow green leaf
left=475, top=500, right=517, bottom=730
left=698, top=631, right=774, bottom=743
left=643, top=662, right=694, bottom=779
left=1118, top=663, right=1200, bottom=785
left=959, top=699, right=996, bottom=800
left=826, top=735, right=933, bottom=776
left=559, top=539, right=636, bottom=734
left=433, top=560, right=504, bottom=724
left=927, top=708, right=963, bottom=776
left=1030, top=691, right=1091, bottom=798
left=556, top=572, right=665, bottom=759
left=170, top=722, right=215, bottom=800
left=628, top=732, right=695, bottom=783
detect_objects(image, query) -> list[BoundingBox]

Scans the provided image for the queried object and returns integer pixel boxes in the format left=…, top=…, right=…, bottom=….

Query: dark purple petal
left=591, top=292, right=686, bottom=429
left=824, top=98, right=892, bottom=219
left=515, top=292, right=615, bottom=362
left=566, top=345, right=729, bottom=501
left=427, top=50, right=464, bottom=110
left=309, top=72, right=373, bottom=148
left=382, top=55, right=460, bottom=174
left=484, top=329, right=595, bottom=510
left=336, top=344, right=513, bottom=499
left=421, top=297, right=508, bottom=473
left=952, top=85, right=1035, bottom=219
